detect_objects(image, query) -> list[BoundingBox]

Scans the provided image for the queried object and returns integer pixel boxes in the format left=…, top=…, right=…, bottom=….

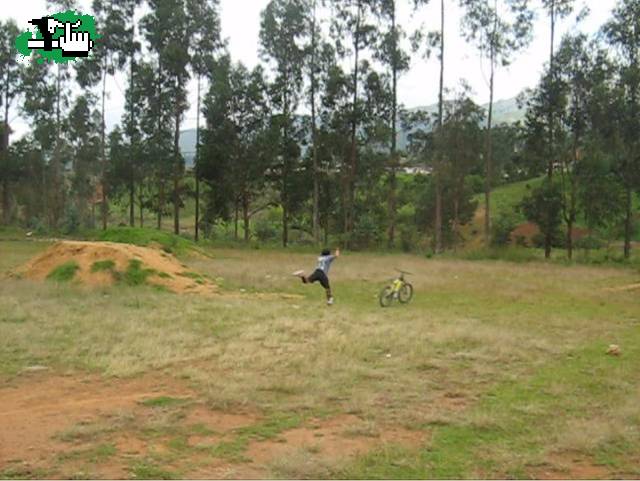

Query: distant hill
left=180, top=96, right=525, bottom=166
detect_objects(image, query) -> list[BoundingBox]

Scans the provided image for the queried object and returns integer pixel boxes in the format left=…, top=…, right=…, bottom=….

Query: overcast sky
left=4, top=0, right=616, bottom=140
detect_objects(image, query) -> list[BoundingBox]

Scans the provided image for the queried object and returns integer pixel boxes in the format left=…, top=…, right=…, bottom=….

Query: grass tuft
left=130, top=461, right=178, bottom=480
left=141, top=396, right=189, bottom=408
left=121, top=259, right=156, bottom=286
left=90, top=259, right=116, bottom=273
left=46, top=261, right=80, bottom=282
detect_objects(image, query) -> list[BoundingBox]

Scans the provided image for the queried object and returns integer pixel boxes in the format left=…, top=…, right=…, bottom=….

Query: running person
left=293, top=248, right=340, bottom=305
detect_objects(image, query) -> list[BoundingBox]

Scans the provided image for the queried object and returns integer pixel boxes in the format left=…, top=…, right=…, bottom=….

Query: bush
left=466, top=175, right=485, bottom=195
left=62, top=205, right=81, bottom=235
left=575, top=235, right=605, bottom=250
left=254, top=218, right=278, bottom=243
left=26, top=217, right=48, bottom=236
left=399, top=224, right=419, bottom=252
left=519, top=180, right=563, bottom=247
left=492, top=212, right=519, bottom=247
left=351, top=213, right=383, bottom=250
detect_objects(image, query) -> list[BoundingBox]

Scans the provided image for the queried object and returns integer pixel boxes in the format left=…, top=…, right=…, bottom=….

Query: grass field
left=1, top=239, right=640, bottom=479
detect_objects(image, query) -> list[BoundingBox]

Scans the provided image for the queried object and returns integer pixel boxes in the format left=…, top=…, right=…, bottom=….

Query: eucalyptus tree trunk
left=195, top=75, right=201, bottom=241
left=483, top=3, right=497, bottom=249
left=129, top=11, right=136, bottom=228
left=2, top=73, right=11, bottom=224
left=101, top=58, right=109, bottom=230
left=309, top=0, right=320, bottom=245
left=243, top=192, right=250, bottom=243
left=346, top=0, right=362, bottom=242
left=434, top=0, right=444, bottom=253
left=545, top=0, right=557, bottom=259
left=173, top=98, right=181, bottom=235
left=387, top=0, right=398, bottom=248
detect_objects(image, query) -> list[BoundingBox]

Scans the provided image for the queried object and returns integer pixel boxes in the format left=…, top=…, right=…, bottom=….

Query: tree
left=330, top=0, right=379, bottom=243
left=0, top=19, right=22, bottom=224
left=308, top=0, right=321, bottom=244
left=224, top=64, right=275, bottom=242
left=522, top=67, right=564, bottom=257
left=603, top=0, right=640, bottom=259
left=186, top=0, right=223, bottom=241
left=260, top=0, right=308, bottom=247
left=554, top=34, right=596, bottom=259
left=67, top=94, right=101, bottom=228
left=413, top=0, right=452, bottom=252
left=440, top=85, right=484, bottom=247
left=539, top=0, right=579, bottom=257
left=142, top=0, right=193, bottom=235
left=20, top=54, right=68, bottom=229
left=519, top=179, right=563, bottom=249
left=74, top=0, right=136, bottom=229
left=376, top=0, right=411, bottom=248
left=459, top=0, right=533, bottom=247
left=315, top=57, right=352, bottom=243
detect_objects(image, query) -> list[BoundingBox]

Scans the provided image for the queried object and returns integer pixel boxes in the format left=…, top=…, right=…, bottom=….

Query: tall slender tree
left=603, top=0, right=640, bottom=259
left=459, top=0, right=533, bottom=247
left=260, top=0, right=308, bottom=247
left=186, top=0, right=223, bottom=241
left=308, top=0, right=321, bottom=244
left=376, top=0, right=410, bottom=247
left=539, top=0, right=578, bottom=257
left=330, top=0, right=378, bottom=243
left=0, top=20, right=22, bottom=224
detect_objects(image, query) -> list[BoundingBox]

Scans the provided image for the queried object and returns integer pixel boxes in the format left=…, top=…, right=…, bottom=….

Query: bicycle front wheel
left=398, top=283, right=413, bottom=304
left=379, top=286, right=394, bottom=307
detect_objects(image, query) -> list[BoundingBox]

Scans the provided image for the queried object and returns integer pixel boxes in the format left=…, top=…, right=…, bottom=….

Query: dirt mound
left=14, top=241, right=217, bottom=295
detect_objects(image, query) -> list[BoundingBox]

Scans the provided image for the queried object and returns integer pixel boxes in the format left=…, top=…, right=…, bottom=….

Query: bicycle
left=379, top=269, right=414, bottom=307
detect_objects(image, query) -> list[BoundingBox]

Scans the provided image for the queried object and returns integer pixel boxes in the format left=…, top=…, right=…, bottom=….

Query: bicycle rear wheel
left=398, top=283, right=413, bottom=304
left=379, top=286, right=394, bottom=307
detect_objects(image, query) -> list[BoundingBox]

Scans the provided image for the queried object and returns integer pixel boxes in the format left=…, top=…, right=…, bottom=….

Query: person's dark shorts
left=306, top=269, right=330, bottom=289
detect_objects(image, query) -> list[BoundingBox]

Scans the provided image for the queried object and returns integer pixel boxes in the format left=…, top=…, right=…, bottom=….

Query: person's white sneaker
left=292, top=270, right=305, bottom=277
left=327, top=297, right=334, bottom=306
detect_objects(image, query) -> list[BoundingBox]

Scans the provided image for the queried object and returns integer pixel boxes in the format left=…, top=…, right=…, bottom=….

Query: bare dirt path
left=0, top=372, right=428, bottom=479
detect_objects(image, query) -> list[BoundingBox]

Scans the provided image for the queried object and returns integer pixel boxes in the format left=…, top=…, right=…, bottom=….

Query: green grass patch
left=90, top=259, right=116, bottom=273
left=179, top=271, right=203, bottom=280
left=0, top=314, right=28, bottom=324
left=188, top=423, right=215, bottom=436
left=121, top=259, right=156, bottom=286
left=0, top=466, right=50, bottom=480
left=140, top=396, right=189, bottom=408
left=130, top=461, right=178, bottom=480
left=208, top=413, right=304, bottom=462
left=58, top=443, right=117, bottom=463
left=342, top=325, right=640, bottom=479
left=46, top=261, right=80, bottom=282
left=474, top=176, right=545, bottom=222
